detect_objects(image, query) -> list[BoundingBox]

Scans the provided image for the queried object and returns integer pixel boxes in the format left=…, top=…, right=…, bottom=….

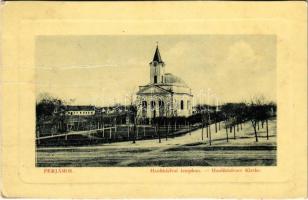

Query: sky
left=36, top=35, right=276, bottom=106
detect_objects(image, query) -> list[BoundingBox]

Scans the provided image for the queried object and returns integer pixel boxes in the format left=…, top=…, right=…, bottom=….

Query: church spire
left=152, top=44, right=163, bottom=63
left=149, top=43, right=165, bottom=84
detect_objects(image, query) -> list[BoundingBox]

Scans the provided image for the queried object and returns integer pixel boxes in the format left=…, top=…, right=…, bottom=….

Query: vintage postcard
left=1, top=1, right=307, bottom=198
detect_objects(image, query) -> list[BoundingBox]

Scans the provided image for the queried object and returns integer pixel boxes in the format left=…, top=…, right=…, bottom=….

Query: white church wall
left=137, top=92, right=193, bottom=119
left=173, top=94, right=193, bottom=117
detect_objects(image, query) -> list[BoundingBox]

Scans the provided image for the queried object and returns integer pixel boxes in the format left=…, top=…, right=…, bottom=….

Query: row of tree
left=218, top=97, right=276, bottom=143
left=36, top=94, right=276, bottom=144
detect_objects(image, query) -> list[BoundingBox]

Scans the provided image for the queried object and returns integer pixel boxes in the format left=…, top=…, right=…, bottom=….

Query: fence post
left=175, top=121, right=177, bottom=131
left=201, top=123, right=204, bottom=140
left=166, top=124, right=168, bottom=141
left=143, top=126, right=145, bottom=137
left=109, top=127, right=112, bottom=139
left=233, top=125, right=236, bottom=139
left=103, top=123, right=105, bottom=137
left=167, top=123, right=170, bottom=137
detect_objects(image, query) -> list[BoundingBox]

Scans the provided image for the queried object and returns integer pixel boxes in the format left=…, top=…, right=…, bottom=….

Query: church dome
left=164, top=73, right=188, bottom=87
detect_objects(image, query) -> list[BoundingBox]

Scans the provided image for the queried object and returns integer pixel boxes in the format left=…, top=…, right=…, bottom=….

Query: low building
left=65, top=106, right=95, bottom=116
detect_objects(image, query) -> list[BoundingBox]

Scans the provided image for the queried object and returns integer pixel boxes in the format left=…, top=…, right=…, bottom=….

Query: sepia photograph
left=35, top=35, right=277, bottom=167
left=2, top=1, right=307, bottom=198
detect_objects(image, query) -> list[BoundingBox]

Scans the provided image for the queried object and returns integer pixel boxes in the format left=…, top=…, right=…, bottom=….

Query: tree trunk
left=158, top=124, right=161, bottom=143
left=225, top=125, right=229, bottom=142
left=215, top=122, right=217, bottom=133
left=206, top=125, right=209, bottom=138
left=209, top=126, right=212, bottom=146
left=132, top=122, right=136, bottom=143
left=253, top=121, right=258, bottom=142
left=136, top=125, right=138, bottom=140
left=209, top=124, right=211, bottom=135
left=201, top=123, right=204, bottom=140
left=266, top=119, right=269, bottom=140
left=166, top=123, right=169, bottom=141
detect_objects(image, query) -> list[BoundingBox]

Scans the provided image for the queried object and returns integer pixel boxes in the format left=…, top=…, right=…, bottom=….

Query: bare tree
left=248, top=96, right=269, bottom=142
left=127, top=86, right=139, bottom=144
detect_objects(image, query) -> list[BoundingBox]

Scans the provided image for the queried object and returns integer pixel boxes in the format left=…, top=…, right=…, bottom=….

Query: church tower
left=149, top=45, right=165, bottom=84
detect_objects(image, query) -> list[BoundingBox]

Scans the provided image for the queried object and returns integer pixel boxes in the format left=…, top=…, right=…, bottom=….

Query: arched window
left=159, top=100, right=165, bottom=116
left=142, top=101, right=147, bottom=117
left=142, top=101, right=147, bottom=111
left=151, top=101, right=156, bottom=110
left=150, top=100, right=156, bottom=118
left=181, top=100, right=184, bottom=110
left=154, top=76, right=157, bottom=83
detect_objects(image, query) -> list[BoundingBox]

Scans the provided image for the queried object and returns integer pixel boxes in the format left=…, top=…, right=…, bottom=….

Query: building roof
left=164, top=73, right=188, bottom=87
left=65, top=105, right=95, bottom=111
left=152, top=45, right=164, bottom=64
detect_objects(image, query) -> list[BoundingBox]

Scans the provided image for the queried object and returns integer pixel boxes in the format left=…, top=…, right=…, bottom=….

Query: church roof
left=152, top=45, right=164, bottom=63
left=164, top=73, right=188, bottom=87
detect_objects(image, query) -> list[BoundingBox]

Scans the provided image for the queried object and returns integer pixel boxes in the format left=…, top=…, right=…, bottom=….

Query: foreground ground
left=36, top=119, right=276, bottom=167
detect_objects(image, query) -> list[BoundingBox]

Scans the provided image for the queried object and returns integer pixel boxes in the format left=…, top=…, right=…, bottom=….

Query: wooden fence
left=36, top=123, right=200, bottom=146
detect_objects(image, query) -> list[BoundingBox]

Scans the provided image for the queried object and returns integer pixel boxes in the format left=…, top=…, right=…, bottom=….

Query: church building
left=136, top=45, right=193, bottom=119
